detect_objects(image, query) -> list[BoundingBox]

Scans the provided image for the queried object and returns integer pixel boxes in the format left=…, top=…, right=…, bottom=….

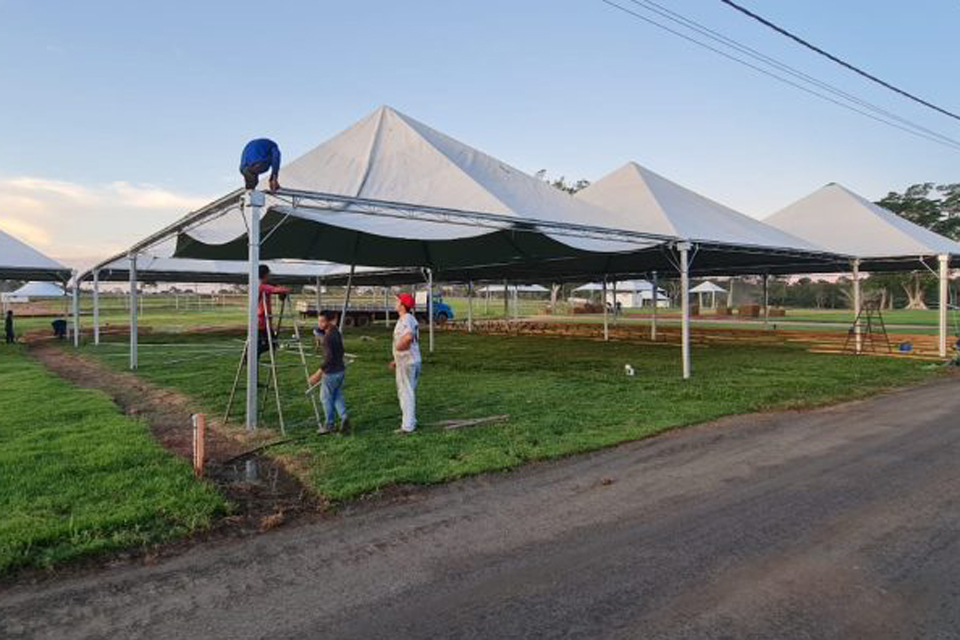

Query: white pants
left=395, top=360, right=421, bottom=431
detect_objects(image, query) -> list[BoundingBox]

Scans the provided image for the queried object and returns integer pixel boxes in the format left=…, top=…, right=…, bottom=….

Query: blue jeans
left=320, top=371, right=348, bottom=427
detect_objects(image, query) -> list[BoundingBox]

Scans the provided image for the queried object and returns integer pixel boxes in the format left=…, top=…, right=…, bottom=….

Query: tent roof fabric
left=765, top=183, right=960, bottom=266
left=691, top=281, right=726, bottom=293
left=574, top=279, right=662, bottom=292
left=477, top=284, right=549, bottom=293
left=172, top=107, right=845, bottom=279
left=2, top=281, right=65, bottom=298
left=87, top=255, right=378, bottom=286
left=0, top=228, right=71, bottom=281
left=576, top=162, right=820, bottom=251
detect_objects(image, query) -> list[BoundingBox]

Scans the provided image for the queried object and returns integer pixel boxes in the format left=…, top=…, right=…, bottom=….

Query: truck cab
left=415, top=291, right=455, bottom=324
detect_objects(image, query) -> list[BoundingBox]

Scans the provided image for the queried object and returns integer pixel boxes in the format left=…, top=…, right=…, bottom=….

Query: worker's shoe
left=340, top=418, right=352, bottom=434
left=393, top=427, right=416, bottom=435
left=318, top=425, right=334, bottom=436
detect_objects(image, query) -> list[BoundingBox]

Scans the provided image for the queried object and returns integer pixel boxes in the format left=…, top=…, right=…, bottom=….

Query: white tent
left=477, top=284, right=549, bottom=293
left=691, top=281, right=726, bottom=309
left=0, top=228, right=71, bottom=281
left=576, top=162, right=821, bottom=257
left=767, top=183, right=960, bottom=357
left=101, top=107, right=846, bottom=429
left=1, top=281, right=65, bottom=303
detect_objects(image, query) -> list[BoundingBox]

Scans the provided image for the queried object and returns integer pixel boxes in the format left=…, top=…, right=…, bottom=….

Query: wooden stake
left=192, top=413, right=206, bottom=477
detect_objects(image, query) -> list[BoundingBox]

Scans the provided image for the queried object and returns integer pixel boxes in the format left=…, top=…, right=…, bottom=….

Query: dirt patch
left=26, top=343, right=325, bottom=546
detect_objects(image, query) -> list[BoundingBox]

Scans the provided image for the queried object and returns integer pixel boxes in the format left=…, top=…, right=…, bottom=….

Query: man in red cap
left=389, top=292, right=421, bottom=433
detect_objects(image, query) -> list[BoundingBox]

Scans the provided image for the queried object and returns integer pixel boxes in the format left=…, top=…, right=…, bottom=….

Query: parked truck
left=296, top=295, right=454, bottom=327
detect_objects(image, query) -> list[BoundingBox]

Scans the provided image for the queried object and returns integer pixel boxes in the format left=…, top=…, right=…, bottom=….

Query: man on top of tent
left=257, top=265, right=290, bottom=357
left=240, top=138, right=281, bottom=191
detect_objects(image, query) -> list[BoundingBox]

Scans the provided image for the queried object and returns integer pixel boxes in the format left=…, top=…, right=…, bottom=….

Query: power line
left=622, top=0, right=960, bottom=150
left=598, top=0, right=960, bottom=153
left=717, top=0, right=960, bottom=123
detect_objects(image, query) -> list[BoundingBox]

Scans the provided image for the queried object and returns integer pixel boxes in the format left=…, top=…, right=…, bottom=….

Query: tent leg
left=765, top=276, right=771, bottom=326
left=602, top=277, right=609, bottom=342
left=72, top=271, right=80, bottom=348
left=428, top=269, right=435, bottom=353
left=651, top=271, right=658, bottom=341
left=612, top=279, right=618, bottom=325
left=513, top=285, right=519, bottom=320
left=93, top=270, right=100, bottom=346
left=852, top=259, right=862, bottom=354
left=939, top=254, right=949, bottom=358
left=467, top=281, right=474, bottom=333
left=383, top=286, right=390, bottom=327
left=679, top=243, right=691, bottom=379
left=315, top=276, right=322, bottom=317
left=503, top=279, right=509, bottom=318
left=340, top=265, right=355, bottom=334
left=129, top=255, right=138, bottom=369
left=244, top=190, right=264, bottom=432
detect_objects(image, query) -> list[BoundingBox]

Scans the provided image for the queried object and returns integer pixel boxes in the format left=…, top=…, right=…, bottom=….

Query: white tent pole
left=467, top=281, right=474, bottom=333
left=513, top=285, right=519, bottom=320
left=93, top=269, right=100, bottom=346
left=315, top=276, right=322, bottom=316
left=612, top=279, right=618, bottom=324
left=244, top=191, right=264, bottom=432
left=71, top=271, right=80, bottom=348
left=503, top=279, right=509, bottom=318
left=939, top=253, right=949, bottom=358
left=762, top=274, right=769, bottom=330
left=129, top=254, right=138, bottom=370
left=852, top=259, right=862, bottom=354
left=340, top=264, right=355, bottom=334
left=651, top=270, right=658, bottom=341
left=384, top=286, right=390, bottom=327
left=602, top=276, right=609, bottom=342
left=679, top=243, right=691, bottom=380
left=428, top=269, right=435, bottom=353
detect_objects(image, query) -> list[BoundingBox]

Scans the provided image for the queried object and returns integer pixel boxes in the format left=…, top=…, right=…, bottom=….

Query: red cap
left=396, top=293, right=415, bottom=310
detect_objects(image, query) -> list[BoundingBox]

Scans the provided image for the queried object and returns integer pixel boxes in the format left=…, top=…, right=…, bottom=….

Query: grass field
left=82, top=327, right=942, bottom=502
left=0, top=347, right=226, bottom=576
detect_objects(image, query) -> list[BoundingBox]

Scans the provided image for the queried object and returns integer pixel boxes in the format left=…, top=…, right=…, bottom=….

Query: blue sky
left=1, top=0, right=958, bottom=264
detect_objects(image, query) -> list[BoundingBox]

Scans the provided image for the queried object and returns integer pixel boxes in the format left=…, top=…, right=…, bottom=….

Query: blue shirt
left=240, top=138, right=281, bottom=176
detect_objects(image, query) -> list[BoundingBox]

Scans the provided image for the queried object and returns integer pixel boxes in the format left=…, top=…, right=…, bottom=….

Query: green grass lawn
left=0, top=347, right=226, bottom=576
left=81, top=327, right=943, bottom=503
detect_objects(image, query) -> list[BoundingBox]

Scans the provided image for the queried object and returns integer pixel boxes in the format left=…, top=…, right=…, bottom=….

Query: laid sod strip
left=82, top=329, right=942, bottom=503
left=0, top=347, right=226, bottom=576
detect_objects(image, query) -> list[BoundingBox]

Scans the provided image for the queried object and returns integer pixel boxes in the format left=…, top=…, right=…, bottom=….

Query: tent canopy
left=1, top=281, right=65, bottom=300
left=575, top=279, right=661, bottom=292
left=691, top=281, right=726, bottom=294
left=765, top=183, right=960, bottom=269
left=477, top=284, right=550, bottom=293
left=574, top=162, right=841, bottom=275
left=79, top=251, right=384, bottom=286
left=168, top=107, right=843, bottom=281
left=0, top=228, right=71, bottom=281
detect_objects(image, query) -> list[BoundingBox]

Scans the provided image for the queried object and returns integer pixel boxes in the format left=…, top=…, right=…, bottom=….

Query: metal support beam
left=129, top=254, right=138, bottom=370
left=762, top=273, right=770, bottom=330
left=71, top=271, right=80, bottom=348
left=852, top=258, right=862, bottom=354
left=651, top=271, right=658, bottom=341
left=340, top=264, right=355, bottom=334
left=467, top=281, right=474, bottom=333
left=503, top=279, right=509, bottom=318
left=428, top=269, right=435, bottom=353
left=602, top=276, right=609, bottom=342
left=244, top=190, right=264, bottom=432
left=679, top=243, right=691, bottom=380
left=939, top=254, right=949, bottom=358
left=384, top=286, right=390, bottom=327
left=93, top=270, right=100, bottom=346
left=612, top=279, right=618, bottom=325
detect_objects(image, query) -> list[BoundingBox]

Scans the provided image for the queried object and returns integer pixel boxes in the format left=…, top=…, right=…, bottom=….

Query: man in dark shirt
left=308, top=311, right=350, bottom=435
left=239, top=138, right=281, bottom=191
